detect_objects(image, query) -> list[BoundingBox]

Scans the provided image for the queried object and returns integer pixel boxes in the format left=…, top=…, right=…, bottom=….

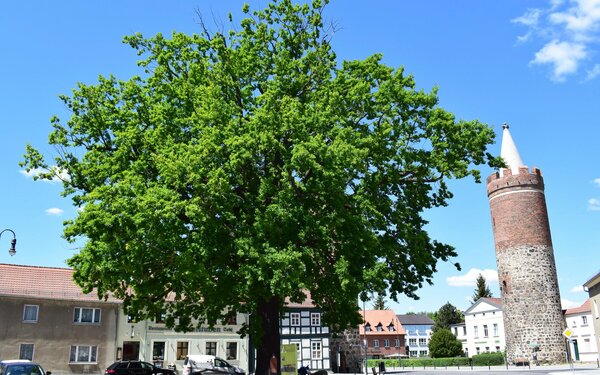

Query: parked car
left=182, top=355, right=245, bottom=375
left=0, top=360, right=51, bottom=375
left=105, top=361, right=175, bottom=375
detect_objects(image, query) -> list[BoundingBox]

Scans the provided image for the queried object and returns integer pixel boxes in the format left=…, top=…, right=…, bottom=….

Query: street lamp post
left=0, top=229, right=17, bottom=256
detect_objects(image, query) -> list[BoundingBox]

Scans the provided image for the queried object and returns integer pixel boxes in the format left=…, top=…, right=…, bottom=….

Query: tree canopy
left=471, top=273, right=493, bottom=304
left=432, top=302, right=464, bottom=332
left=428, top=328, right=464, bottom=358
left=21, top=0, right=501, bottom=372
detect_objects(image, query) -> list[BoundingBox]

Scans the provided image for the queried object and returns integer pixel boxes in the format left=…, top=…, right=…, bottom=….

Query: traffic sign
left=563, top=328, right=574, bottom=339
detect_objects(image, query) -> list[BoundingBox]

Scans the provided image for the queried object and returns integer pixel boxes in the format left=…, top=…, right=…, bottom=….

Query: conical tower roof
left=500, top=123, right=525, bottom=175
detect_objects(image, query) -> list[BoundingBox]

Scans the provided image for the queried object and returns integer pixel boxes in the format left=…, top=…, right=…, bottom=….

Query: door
left=123, top=341, right=141, bottom=360
left=572, top=339, right=580, bottom=361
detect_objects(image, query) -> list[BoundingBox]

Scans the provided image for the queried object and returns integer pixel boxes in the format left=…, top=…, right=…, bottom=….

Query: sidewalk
left=379, top=362, right=600, bottom=373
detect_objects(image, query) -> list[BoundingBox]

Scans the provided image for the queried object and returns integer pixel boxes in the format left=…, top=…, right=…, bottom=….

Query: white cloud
left=531, top=40, right=587, bottom=80
left=587, top=64, right=600, bottom=80
left=447, top=268, right=499, bottom=287
left=512, top=8, right=542, bottom=26
left=588, top=197, right=600, bottom=210
left=20, top=166, right=70, bottom=183
left=513, top=0, right=600, bottom=81
left=570, top=285, right=586, bottom=292
left=45, top=208, right=64, bottom=216
left=594, top=177, right=600, bottom=187
left=549, top=0, right=600, bottom=32
left=561, top=298, right=581, bottom=309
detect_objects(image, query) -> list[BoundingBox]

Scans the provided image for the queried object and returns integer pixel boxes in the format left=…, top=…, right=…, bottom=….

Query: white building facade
left=397, top=314, right=433, bottom=358
left=463, top=298, right=505, bottom=357
left=120, top=313, right=250, bottom=373
left=564, top=300, right=599, bottom=362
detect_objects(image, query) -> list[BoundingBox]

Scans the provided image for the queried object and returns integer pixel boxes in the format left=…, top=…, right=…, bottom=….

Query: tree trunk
left=255, top=296, right=281, bottom=375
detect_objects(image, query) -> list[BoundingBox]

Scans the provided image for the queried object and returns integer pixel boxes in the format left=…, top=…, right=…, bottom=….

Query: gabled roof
left=0, top=263, right=119, bottom=303
left=564, top=299, right=591, bottom=316
left=396, top=314, right=434, bottom=325
left=464, top=297, right=502, bottom=314
left=359, top=310, right=405, bottom=335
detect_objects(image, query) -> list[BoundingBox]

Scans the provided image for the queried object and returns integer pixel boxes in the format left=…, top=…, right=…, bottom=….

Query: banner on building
left=281, top=344, right=298, bottom=375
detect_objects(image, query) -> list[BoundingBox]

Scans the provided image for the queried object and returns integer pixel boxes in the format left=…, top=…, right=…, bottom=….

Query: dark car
left=105, top=361, right=175, bottom=375
left=0, top=360, right=51, bottom=375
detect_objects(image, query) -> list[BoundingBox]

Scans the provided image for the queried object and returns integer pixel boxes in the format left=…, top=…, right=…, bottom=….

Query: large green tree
left=471, top=273, right=493, bottom=304
left=22, top=0, right=501, bottom=373
left=428, top=328, right=464, bottom=358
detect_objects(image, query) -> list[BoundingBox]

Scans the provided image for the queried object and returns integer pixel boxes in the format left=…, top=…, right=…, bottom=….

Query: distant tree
left=372, top=293, right=388, bottom=310
left=471, top=273, right=493, bottom=304
left=428, top=328, right=464, bottom=358
left=432, top=302, right=463, bottom=332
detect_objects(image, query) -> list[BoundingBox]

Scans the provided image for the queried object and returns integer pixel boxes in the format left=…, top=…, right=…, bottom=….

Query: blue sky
left=1, top=0, right=599, bottom=314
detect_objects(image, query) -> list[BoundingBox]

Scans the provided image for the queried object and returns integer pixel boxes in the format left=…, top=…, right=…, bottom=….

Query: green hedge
left=366, top=352, right=504, bottom=369
left=471, top=352, right=505, bottom=366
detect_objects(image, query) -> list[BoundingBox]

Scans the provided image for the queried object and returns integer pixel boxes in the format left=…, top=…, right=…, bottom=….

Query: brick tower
left=486, top=124, right=564, bottom=363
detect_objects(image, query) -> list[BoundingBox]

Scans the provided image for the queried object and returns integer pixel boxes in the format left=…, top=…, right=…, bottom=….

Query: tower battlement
left=486, top=166, right=545, bottom=198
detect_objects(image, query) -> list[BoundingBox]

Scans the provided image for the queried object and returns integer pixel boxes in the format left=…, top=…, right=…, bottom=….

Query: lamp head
left=9, top=238, right=16, bottom=256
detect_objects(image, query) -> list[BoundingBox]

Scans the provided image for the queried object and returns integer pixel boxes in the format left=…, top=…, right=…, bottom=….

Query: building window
left=206, top=342, right=217, bottom=356
left=290, top=313, right=300, bottom=326
left=176, top=341, right=189, bottom=360
left=383, top=339, right=390, bottom=348
left=23, top=305, right=39, bottom=323
left=462, top=326, right=466, bottom=335
left=418, top=338, right=426, bottom=346
left=373, top=340, right=379, bottom=348
left=311, top=342, right=322, bottom=359
left=70, top=345, right=97, bottom=363
left=153, top=342, right=165, bottom=360
left=73, top=307, right=100, bottom=324
left=582, top=316, right=588, bottom=325
left=388, top=323, right=395, bottom=331
left=483, top=325, right=489, bottom=338
left=227, top=315, right=237, bottom=325
left=493, top=323, right=498, bottom=337
left=408, top=338, right=416, bottom=346
left=155, top=311, right=166, bottom=324
left=495, top=346, right=500, bottom=352
left=19, top=343, right=34, bottom=360
left=475, top=347, right=480, bottom=355
left=474, top=326, right=479, bottom=338
left=394, top=339, right=399, bottom=348
left=364, top=323, right=371, bottom=332
left=409, top=350, right=417, bottom=357
left=311, top=313, right=321, bottom=326
left=226, top=342, right=238, bottom=360
left=419, top=350, right=427, bottom=357
left=376, top=323, right=383, bottom=332
left=453, top=327, right=458, bottom=336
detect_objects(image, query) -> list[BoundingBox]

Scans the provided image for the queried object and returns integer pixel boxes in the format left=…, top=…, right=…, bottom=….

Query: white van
left=182, top=355, right=244, bottom=375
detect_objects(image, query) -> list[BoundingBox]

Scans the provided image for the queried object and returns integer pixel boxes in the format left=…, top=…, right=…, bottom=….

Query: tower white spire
left=500, top=123, right=525, bottom=175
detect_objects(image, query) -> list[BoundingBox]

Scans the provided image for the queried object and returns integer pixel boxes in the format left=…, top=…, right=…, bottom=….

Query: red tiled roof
left=482, top=297, right=502, bottom=306
left=564, top=299, right=590, bottom=315
left=0, top=263, right=120, bottom=303
left=359, top=309, right=405, bottom=335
